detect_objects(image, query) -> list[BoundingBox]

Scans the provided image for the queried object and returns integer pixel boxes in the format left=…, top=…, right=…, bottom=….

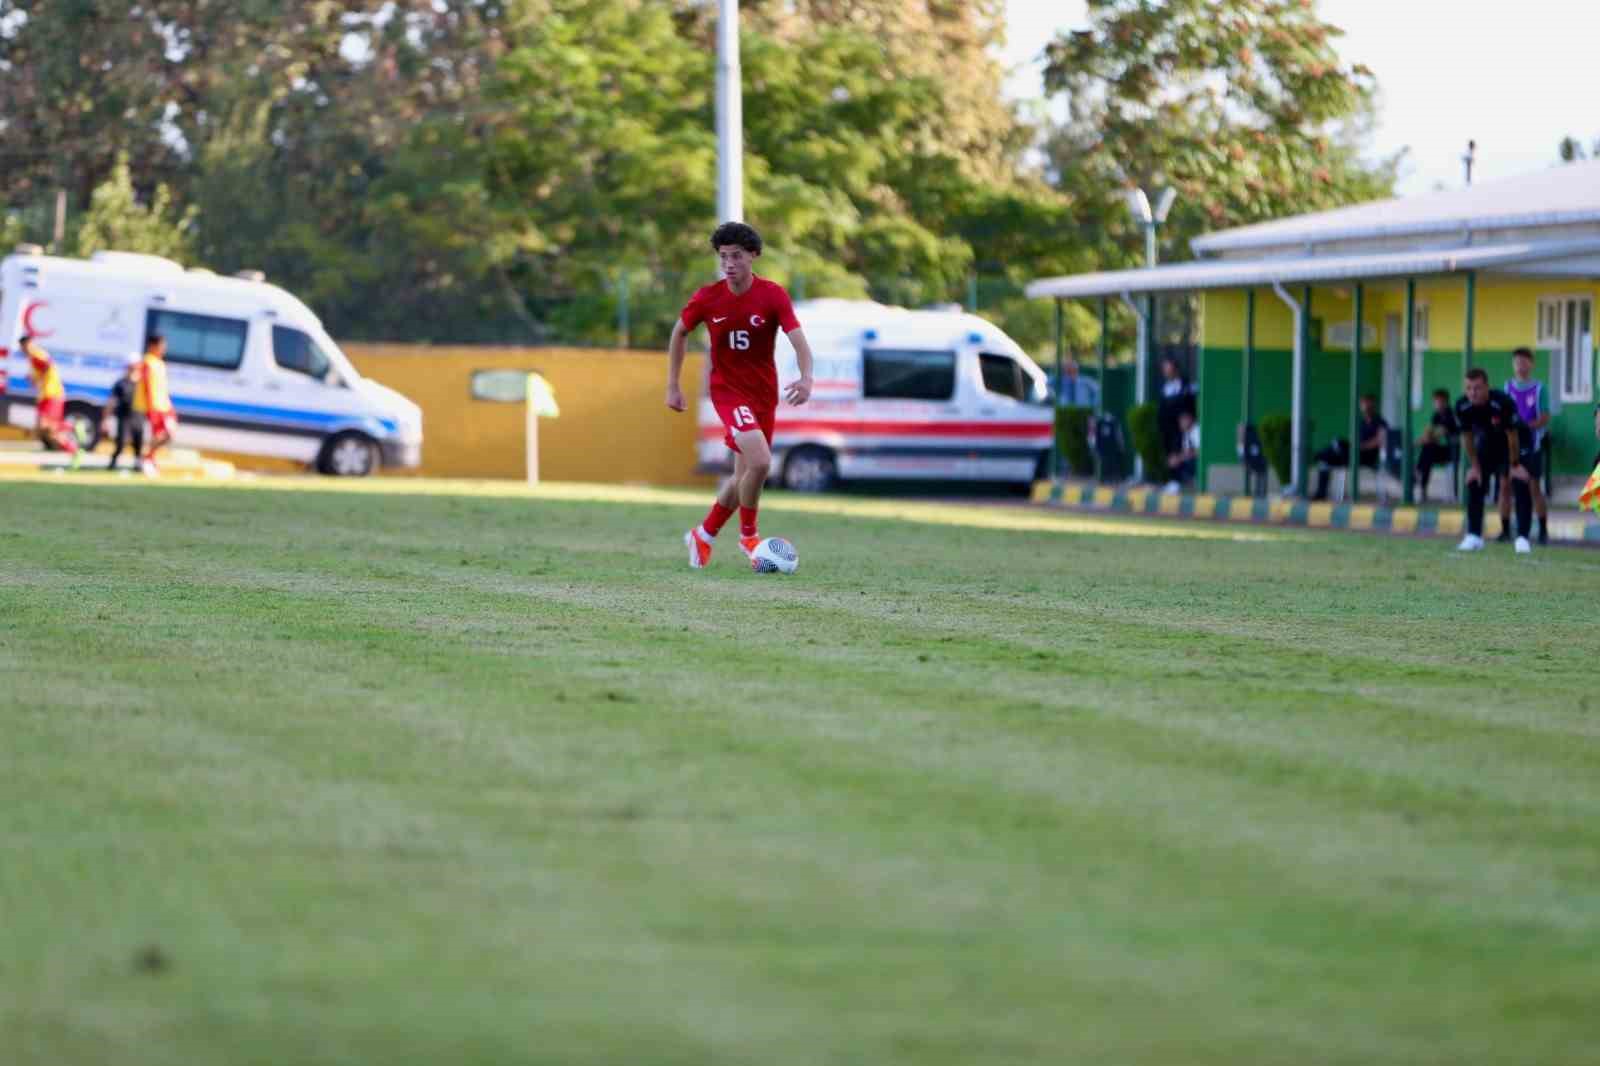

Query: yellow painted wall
left=346, top=345, right=715, bottom=485
left=1205, top=277, right=1600, bottom=354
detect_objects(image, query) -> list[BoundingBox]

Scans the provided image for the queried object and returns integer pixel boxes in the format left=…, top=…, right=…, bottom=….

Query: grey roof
left=1192, top=160, right=1600, bottom=255
left=1024, top=237, right=1600, bottom=300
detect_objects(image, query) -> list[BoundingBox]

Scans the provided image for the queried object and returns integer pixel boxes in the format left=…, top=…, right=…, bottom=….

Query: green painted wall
left=1199, top=346, right=1383, bottom=470
left=1414, top=349, right=1596, bottom=475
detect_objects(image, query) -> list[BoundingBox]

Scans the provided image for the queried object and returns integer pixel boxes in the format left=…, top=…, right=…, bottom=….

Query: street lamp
left=1125, top=186, right=1176, bottom=407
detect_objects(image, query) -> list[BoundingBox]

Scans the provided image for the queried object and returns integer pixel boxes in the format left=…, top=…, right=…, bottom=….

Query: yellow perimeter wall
left=1204, top=279, right=1600, bottom=352
left=346, top=345, right=714, bottom=485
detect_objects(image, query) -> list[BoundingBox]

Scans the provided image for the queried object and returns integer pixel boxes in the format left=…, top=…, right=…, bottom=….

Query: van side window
left=272, top=326, right=333, bottom=381
left=979, top=353, right=1026, bottom=401
left=147, top=309, right=248, bottom=370
left=863, top=349, right=956, bottom=401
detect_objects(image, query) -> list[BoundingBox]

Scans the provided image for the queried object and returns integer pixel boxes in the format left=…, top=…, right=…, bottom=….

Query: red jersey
left=680, top=276, right=800, bottom=406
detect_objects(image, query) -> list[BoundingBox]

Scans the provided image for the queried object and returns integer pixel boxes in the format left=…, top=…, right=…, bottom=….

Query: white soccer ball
left=751, top=536, right=799, bottom=574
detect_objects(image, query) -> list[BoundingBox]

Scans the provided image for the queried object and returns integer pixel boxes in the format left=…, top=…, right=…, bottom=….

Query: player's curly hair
left=709, top=221, right=762, bottom=254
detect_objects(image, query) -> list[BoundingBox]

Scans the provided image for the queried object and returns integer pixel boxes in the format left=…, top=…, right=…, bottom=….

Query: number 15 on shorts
left=731, top=405, right=756, bottom=430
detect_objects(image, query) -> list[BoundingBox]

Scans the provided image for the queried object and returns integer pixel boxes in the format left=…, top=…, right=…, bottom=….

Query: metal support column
left=1196, top=296, right=1208, bottom=493
left=1097, top=298, right=1108, bottom=418
left=1098, top=297, right=1109, bottom=481
left=1349, top=284, right=1363, bottom=501
left=1270, top=283, right=1304, bottom=493
left=1461, top=272, right=1476, bottom=501
left=1402, top=278, right=1417, bottom=504
left=1243, top=289, right=1256, bottom=494
left=1300, top=286, right=1313, bottom=497
left=1053, top=298, right=1065, bottom=481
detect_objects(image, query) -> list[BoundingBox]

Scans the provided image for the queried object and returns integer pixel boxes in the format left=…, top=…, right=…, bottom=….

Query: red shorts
left=711, top=388, right=775, bottom=453
left=147, top=408, right=177, bottom=438
left=36, top=396, right=65, bottom=425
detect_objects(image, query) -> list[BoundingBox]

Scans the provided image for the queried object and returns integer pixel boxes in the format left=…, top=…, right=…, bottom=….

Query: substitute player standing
left=1499, top=348, right=1551, bottom=544
left=1456, top=368, right=1532, bottom=554
left=134, top=332, right=178, bottom=477
left=666, top=222, right=814, bottom=569
left=20, top=335, right=82, bottom=470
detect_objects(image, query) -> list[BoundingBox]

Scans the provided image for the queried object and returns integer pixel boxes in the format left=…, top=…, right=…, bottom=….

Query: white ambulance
left=0, top=246, right=422, bottom=475
left=697, top=298, right=1055, bottom=491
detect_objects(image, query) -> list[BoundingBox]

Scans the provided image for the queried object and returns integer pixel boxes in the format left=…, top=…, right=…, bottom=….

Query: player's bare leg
left=685, top=451, right=754, bottom=569
left=37, top=418, right=82, bottom=469
left=731, top=429, right=771, bottom=559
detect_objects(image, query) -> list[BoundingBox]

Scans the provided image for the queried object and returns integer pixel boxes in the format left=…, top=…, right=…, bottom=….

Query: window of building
left=1538, top=296, right=1595, bottom=404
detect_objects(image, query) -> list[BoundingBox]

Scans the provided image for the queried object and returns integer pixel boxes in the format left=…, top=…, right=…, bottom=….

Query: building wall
left=1201, top=279, right=1599, bottom=479
left=346, top=344, right=715, bottom=485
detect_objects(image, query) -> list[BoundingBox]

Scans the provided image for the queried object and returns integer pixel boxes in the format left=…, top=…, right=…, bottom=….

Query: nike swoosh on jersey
left=712, top=316, right=728, bottom=323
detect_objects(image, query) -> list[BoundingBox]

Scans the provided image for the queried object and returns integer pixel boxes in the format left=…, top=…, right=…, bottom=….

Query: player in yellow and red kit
left=666, top=222, right=815, bottom=569
left=133, top=332, right=179, bottom=477
left=20, top=335, right=82, bottom=470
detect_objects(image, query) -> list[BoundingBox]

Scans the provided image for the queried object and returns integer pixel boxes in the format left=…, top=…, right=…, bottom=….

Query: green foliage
left=1126, top=402, right=1167, bottom=483
left=0, top=0, right=1397, bottom=351
left=71, top=155, right=196, bottom=263
left=1056, top=406, right=1095, bottom=476
left=1041, top=0, right=1400, bottom=273
left=1259, top=414, right=1294, bottom=486
left=0, top=213, right=26, bottom=251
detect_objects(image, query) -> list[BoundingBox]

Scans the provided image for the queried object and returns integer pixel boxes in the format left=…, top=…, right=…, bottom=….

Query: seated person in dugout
left=1311, top=393, right=1387, bottom=500
left=1163, top=410, right=1199, bottom=494
left=1415, top=388, right=1458, bottom=500
left=1455, top=367, right=1534, bottom=553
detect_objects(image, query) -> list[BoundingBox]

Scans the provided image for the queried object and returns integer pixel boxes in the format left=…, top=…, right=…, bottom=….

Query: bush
left=1126, top=402, right=1167, bottom=483
left=1055, top=406, right=1094, bottom=476
left=1259, top=414, right=1292, bottom=487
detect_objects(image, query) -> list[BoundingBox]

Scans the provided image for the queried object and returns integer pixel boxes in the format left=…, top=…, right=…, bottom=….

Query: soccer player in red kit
left=666, top=222, right=814, bottom=569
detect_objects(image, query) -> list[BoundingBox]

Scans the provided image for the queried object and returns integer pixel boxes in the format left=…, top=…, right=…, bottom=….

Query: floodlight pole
left=1127, top=186, right=1175, bottom=406
left=716, top=0, right=744, bottom=222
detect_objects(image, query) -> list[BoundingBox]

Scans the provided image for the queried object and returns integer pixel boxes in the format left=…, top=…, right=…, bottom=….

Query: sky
left=999, top=0, right=1600, bottom=197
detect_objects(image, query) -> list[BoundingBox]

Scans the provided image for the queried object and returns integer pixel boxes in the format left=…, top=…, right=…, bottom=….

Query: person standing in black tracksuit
left=102, top=355, right=145, bottom=471
left=1454, top=367, right=1532, bottom=554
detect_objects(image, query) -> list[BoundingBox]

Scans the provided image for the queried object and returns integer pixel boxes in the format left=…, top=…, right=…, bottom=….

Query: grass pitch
left=3, top=476, right=1597, bottom=1065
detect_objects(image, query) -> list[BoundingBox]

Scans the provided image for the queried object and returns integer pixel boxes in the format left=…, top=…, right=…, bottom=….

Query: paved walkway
left=0, top=441, right=235, bottom=480
left=1031, top=480, right=1600, bottom=545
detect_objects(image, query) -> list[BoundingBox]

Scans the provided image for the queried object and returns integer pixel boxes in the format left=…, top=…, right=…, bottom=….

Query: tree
left=72, top=154, right=197, bottom=263
left=1037, top=0, right=1401, bottom=351
left=1558, top=136, right=1589, bottom=163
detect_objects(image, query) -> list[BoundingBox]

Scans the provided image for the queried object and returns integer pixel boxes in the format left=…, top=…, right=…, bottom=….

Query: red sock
left=702, top=502, right=733, bottom=537
left=739, top=506, right=758, bottom=539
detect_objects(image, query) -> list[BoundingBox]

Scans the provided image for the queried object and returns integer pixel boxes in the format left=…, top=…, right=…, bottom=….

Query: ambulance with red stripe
left=698, top=299, right=1055, bottom=491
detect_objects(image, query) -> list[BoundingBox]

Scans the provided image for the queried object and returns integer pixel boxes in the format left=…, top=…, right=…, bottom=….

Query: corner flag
left=1581, top=461, right=1600, bottom=516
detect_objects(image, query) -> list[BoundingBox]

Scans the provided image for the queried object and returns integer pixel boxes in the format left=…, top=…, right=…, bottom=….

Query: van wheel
left=64, top=403, right=102, bottom=450
left=320, top=432, right=378, bottom=477
left=782, top=446, right=837, bottom=492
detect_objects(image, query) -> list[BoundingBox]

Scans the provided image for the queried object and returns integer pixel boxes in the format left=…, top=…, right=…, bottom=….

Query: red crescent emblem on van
left=21, top=301, right=54, bottom=337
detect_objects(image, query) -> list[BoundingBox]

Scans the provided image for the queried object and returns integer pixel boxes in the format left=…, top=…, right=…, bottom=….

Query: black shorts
left=1518, top=449, right=1543, bottom=480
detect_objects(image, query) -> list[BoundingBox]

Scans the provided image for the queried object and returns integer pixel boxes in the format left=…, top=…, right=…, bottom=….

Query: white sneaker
left=1163, top=481, right=1181, bottom=495
left=1514, top=536, right=1532, bottom=555
left=140, top=459, right=158, bottom=478
left=1456, top=534, right=1485, bottom=552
